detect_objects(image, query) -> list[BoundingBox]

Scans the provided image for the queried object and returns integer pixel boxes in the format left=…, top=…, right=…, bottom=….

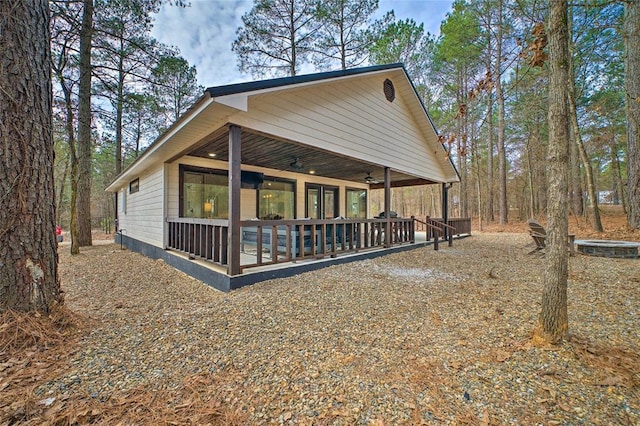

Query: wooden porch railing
left=419, top=217, right=472, bottom=240
left=414, top=217, right=452, bottom=250
left=166, top=217, right=415, bottom=273
left=167, top=218, right=229, bottom=267
left=238, top=217, right=415, bottom=271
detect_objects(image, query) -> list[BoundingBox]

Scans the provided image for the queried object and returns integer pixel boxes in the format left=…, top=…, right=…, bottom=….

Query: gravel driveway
left=42, top=232, right=640, bottom=424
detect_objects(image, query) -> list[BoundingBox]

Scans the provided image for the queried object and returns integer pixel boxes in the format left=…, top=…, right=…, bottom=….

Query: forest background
left=51, top=0, right=637, bottom=247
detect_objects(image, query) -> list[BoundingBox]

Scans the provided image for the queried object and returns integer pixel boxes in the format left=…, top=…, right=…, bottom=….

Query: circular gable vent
left=383, top=78, right=395, bottom=102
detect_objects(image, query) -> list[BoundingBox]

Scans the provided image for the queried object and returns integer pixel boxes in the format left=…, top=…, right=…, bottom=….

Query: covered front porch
left=155, top=216, right=470, bottom=292
left=108, top=65, right=464, bottom=291
left=164, top=214, right=471, bottom=277
left=163, top=121, right=465, bottom=278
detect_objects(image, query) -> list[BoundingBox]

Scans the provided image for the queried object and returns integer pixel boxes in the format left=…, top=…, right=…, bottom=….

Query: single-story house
left=105, top=63, right=462, bottom=291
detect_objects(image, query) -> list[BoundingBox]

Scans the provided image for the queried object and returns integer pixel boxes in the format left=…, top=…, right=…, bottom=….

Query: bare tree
left=313, top=0, right=378, bottom=70
left=624, top=0, right=640, bottom=229
left=0, top=0, right=62, bottom=312
left=51, top=0, right=81, bottom=254
left=495, top=0, right=508, bottom=224
left=534, top=0, right=570, bottom=345
left=232, top=0, right=318, bottom=77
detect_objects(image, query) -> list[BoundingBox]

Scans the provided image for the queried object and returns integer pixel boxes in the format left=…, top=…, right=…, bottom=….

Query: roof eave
left=206, top=63, right=404, bottom=98
left=105, top=93, right=214, bottom=192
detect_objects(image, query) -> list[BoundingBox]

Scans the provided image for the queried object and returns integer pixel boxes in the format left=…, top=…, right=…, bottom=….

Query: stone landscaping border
left=574, top=239, right=640, bottom=258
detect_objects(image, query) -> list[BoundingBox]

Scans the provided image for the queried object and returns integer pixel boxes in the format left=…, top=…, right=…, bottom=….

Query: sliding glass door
left=306, top=184, right=338, bottom=219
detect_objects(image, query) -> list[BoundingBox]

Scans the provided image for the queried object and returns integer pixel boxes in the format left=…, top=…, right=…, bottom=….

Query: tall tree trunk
left=76, top=0, right=94, bottom=246
left=569, top=128, right=583, bottom=216
left=289, top=8, right=296, bottom=76
left=624, top=0, right=640, bottom=229
left=568, top=38, right=602, bottom=231
left=496, top=0, right=508, bottom=224
left=609, top=137, right=627, bottom=212
left=56, top=71, right=80, bottom=255
left=340, top=13, right=346, bottom=70
left=460, top=71, right=470, bottom=218
left=56, top=155, right=69, bottom=225
left=526, top=136, right=536, bottom=218
left=456, top=73, right=467, bottom=218
left=473, top=129, right=484, bottom=230
left=567, top=7, right=584, bottom=218
left=533, top=109, right=548, bottom=213
left=486, top=72, right=495, bottom=223
left=135, top=115, right=142, bottom=155
left=0, top=0, right=61, bottom=312
left=535, top=0, right=570, bottom=345
left=116, top=52, right=124, bottom=175
left=69, top=141, right=80, bottom=255
left=483, top=0, right=495, bottom=223
left=569, top=87, right=602, bottom=231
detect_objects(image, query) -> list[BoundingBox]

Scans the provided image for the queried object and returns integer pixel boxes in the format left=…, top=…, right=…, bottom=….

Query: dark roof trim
left=206, top=63, right=404, bottom=98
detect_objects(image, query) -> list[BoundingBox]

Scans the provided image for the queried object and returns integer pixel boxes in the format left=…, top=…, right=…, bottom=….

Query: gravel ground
left=42, top=233, right=639, bottom=424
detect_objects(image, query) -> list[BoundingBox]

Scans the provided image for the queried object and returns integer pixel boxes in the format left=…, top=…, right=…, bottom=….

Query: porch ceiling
left=187, top=127, right=437, bottom=188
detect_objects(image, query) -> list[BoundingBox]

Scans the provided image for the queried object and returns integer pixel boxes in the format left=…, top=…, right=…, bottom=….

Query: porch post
left=228, top=125, right=242, bottom=276
left=442, top=183, right=449, bottom=240
left=384, top=166, right=391, bottom=247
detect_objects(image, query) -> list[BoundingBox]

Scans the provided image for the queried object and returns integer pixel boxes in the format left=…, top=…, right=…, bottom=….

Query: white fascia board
left=105, top=96, right=215, bottom=192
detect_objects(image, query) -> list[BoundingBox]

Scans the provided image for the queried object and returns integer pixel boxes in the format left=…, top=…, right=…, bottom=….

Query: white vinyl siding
left=229, top=74, right=451, bottom=182
left=120, top=189, right=126, bottom=214
left=117, top=166, right=165, bottom=247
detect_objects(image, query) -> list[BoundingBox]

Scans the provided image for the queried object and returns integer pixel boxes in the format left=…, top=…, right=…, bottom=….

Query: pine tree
left=0, top=0, right=62, bottom=312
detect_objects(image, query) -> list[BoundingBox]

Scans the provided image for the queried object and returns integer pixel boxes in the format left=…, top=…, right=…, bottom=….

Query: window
left=258, top=178, right=295, bottom=219
left=181, top=166, right=229, bottom=219
left=179, top=165, right=295, bottom=220
left=129, top=178, right=139, bottom=194
left=121, top=189, right=127, bottom=214
left=346, top=188, right=367, bottom=218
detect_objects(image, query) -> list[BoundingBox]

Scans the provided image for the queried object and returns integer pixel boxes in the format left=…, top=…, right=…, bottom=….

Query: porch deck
left=161, top=216, right=471, bottom=290
left=238, top=230, right=430, bottom=274
left=168, top=230, right=431, bottom=276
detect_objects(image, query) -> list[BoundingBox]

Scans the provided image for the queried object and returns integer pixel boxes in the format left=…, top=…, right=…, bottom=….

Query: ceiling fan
left=364, top=172, right=380, bottom=184
left=290, top=157, right=304, bottom=171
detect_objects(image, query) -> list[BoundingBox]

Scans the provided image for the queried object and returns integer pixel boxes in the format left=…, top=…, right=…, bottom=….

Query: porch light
left=309, top=170, right=316, bottom=174
left=204, top=202, right=213, bottom=213
left=208, top=152, right=217, bottom=157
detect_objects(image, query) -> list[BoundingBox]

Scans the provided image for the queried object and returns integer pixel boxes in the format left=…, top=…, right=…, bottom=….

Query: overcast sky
left=151, top=0, right=453, bottom=87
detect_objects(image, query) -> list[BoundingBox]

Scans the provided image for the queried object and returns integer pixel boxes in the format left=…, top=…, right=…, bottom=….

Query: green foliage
left=366, top=11, right=435, bottom=107
left=151, top=55, right=203, bottom=128
left=435, top=1, right=483, bottom=68
left=367, top=11, right=433, bottom=78
left=571, top=1, right=624, bottom=98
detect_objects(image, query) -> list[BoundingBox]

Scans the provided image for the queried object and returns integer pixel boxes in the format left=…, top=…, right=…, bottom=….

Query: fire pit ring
left=574, top=240, right=640, bottom=259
